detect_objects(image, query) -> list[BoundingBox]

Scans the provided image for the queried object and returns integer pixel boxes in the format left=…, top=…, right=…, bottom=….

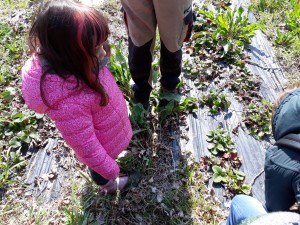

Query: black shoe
left=131, top=84, right=151, bottom=109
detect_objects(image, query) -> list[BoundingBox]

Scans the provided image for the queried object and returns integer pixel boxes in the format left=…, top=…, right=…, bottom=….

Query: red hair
left=29, top=0, right=109, bottom=106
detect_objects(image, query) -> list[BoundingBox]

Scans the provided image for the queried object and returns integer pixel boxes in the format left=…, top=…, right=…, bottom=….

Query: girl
left=21, top=0, right=132, bottom=194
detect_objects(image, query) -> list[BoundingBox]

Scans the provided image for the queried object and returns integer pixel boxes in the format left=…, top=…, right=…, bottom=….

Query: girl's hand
left=103, top=41, right=111, bottom=58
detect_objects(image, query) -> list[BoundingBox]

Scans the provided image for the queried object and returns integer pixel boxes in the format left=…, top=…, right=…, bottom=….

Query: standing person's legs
left=120, top=0, right=157, bottom=105
left=226, top=195, right=267, bottom=225
left=128, top=37, right=153, bottom=104
left=154, top=0, right=193, bottom=91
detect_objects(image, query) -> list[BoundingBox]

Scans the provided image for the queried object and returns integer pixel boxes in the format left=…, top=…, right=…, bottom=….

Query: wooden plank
left=24, top=138, right=64, bottom=203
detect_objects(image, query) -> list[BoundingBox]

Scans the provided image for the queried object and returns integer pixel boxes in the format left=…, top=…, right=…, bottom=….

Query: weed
left=249, top=0, right=300, bottom=81
left=28, top=206, right=47, bottom=225
left=0, top=22, right=25, bottom=58
left=0, top=22, right=26, bottom=85
left=249, top=0, right=289, bottom=13
left=194, top=6, right=262, bottom=62
left=0, top=148, right=26, bottom=190
left=0, top=66, right=14, bottom=85
left=275, top=29, right=298, bottom=47
left=2, top=0, right=28, bottom=9
left=200, top=89, right=231, bottom=114
left=162, top=188, right=193, bottom=224
left=0, top=86, right=16, bottom=101
left=243, top=99, right=272, bottom=139
left=0, top=23, right=11, bottom=41
left=108, top=41, right=133, bottom=101
left=286, top=0, right=300, bottom=31
left=9, top=148, right=26, bottom=169
left=63, top=181, right=90, bottom=225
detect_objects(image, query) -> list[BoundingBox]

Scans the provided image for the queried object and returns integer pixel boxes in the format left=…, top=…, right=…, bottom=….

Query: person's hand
left=103, top=40, right=111, bottom=58
left=99, top=176, right=128, bottom=194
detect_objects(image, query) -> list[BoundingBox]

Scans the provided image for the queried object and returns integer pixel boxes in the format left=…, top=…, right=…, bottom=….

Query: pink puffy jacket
left=21, top=54, right=132, bottom=180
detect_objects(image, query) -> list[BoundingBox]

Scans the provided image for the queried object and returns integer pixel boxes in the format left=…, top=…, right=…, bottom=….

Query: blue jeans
left=226, top=195, right=267, bottom=225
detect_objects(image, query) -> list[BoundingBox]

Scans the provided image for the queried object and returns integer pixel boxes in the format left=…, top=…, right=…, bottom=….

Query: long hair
left=28, top=0, right=109, bottom=106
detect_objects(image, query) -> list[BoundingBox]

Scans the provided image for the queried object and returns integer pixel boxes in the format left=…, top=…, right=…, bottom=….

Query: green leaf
left=212, top=173, right=223, bottom=183
left=1, top=91, right=13, bottom=101
left=235, top=170, right=245, bottom=177
left=241, top=184, right=251, bottom=195
left=216, top=144, right=225, bottom=151
left=160, top=93, right=181, bottom=102
left=29, top=132, right=39, bottom=140
left=211, top=148, right=219, bottom=155
left=9, top=138, right=21, bottom=148
left=212, top=165, right=223, bottom=174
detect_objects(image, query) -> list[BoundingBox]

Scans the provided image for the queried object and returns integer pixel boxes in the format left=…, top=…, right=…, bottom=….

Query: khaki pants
left=121, top=0, right=193, bottom=52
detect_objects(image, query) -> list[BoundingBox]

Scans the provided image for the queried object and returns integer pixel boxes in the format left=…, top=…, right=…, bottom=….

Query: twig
left=245, top=61, right=285, bottom=71
left=121, top=215, right=136, bottom=224
left=250, top=168, right=264, bottom=187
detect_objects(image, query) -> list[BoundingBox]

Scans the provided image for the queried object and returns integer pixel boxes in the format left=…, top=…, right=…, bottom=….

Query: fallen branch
left=250, top=168, right=264, bottom=187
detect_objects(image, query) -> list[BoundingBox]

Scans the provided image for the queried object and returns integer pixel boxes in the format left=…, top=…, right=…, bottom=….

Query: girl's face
left=95, top=44, right=106, bottom=62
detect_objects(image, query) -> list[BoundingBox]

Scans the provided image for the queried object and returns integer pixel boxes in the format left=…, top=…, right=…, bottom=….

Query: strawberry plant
left=228, top=65, right=261, bottom=92
left=207, top=127, right=236, bottom=155
left=200, top=89, right=231, bottom=114
left=129, top=103, right=150, bottom=133
left=153, top=90, right=198, bottom=122
left=0, top=111, right=40, bottom=149
left=212, top=165, right=251, bottom=195
left=243, top=99, right=272, bottom=139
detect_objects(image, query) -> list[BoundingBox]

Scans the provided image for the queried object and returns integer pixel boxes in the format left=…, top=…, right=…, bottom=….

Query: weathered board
left=24, top=138, right=63, bottom=203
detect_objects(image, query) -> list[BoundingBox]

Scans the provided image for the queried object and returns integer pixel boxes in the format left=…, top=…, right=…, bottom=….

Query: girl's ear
left=103, top=40, right=111, bottom=58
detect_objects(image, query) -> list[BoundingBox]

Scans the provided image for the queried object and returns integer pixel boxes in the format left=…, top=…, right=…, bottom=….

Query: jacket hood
left=21, top=54, right=81, bottom=113
left=272, top=88, right=300, bottom=140
left=21, top=54, right=48, bottom=113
